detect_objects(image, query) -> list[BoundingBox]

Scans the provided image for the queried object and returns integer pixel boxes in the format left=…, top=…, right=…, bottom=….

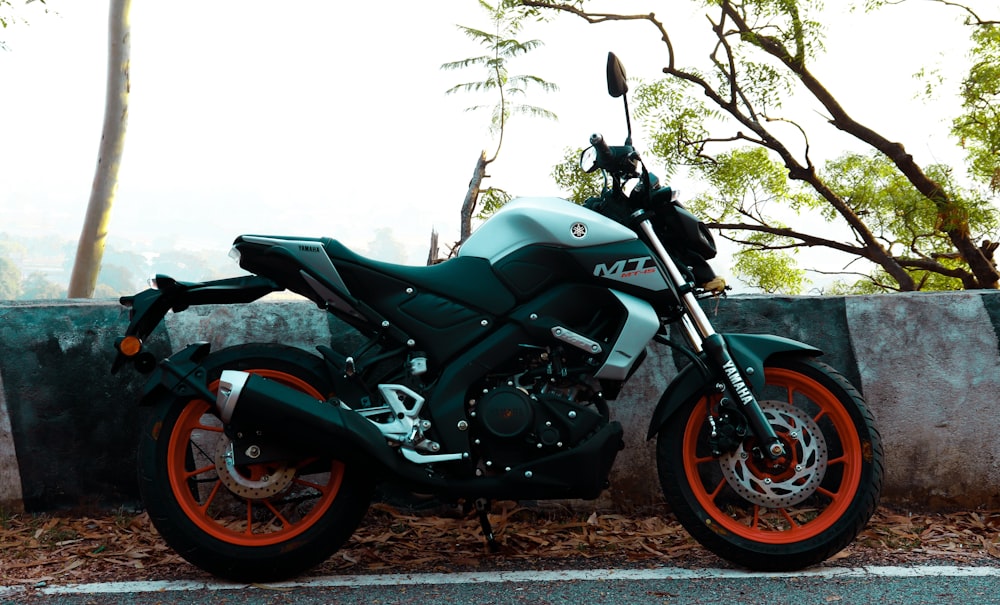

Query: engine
left=467, top=345, right=610, bottom=475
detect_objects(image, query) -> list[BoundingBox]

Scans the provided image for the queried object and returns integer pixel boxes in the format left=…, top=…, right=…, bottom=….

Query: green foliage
left=823, top=152, right=996, bottom=254
left=442, top=0, right=558, bottom=142
left=530, top=0, right=1000, bottom=291
left=476, top=187, right=514, bottom=219
left=826, top=263, right=968, bottom=295
left=954, top=23, right=1000, bottom=191
left=443, top=0, right=560, bottom=248
left=20, top=272, right=63, bottom=299
left=732, top=246, right=806, bottom=294
left=550, top=147, right=604, bottom=204
left=688, top=146, right=814, bottom=219
left=634, top=80, right=718, bottom=178
left=0, top=256, right=22, bottom=299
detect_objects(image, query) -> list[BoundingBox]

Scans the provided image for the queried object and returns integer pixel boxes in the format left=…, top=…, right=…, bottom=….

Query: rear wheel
left=138, top=344, right=373, bottom=582
left=657, top=355, right=883, bottom=570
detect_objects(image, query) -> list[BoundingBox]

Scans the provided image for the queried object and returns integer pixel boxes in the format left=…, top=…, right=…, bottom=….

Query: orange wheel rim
left=166, top=369, right=344, bottom=547
left=682, top=367, right=862, bottom=544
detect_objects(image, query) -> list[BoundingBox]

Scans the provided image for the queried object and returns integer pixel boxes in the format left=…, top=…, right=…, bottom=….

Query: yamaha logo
left=571, top=222, right=587, bottom=238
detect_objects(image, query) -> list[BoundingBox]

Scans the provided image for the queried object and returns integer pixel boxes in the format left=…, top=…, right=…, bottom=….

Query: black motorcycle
left=112, top=52, right=883, bottom=581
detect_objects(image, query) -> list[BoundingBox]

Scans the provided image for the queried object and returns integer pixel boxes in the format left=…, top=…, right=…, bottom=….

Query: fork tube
left=637, top=216, right=785, bottom=457
left=636, top=219, right=715, bottom=346
left=678, top=315, right=704, bottom=354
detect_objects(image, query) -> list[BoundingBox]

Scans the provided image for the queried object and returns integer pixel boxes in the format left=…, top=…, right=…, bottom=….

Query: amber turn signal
left=118, top=335, right=143, bottom=357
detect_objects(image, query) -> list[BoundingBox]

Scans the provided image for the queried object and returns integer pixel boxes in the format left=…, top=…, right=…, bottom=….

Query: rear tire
left=137, top=344, right=373, bottom=582
left=657, top=355, right=883, bottom=571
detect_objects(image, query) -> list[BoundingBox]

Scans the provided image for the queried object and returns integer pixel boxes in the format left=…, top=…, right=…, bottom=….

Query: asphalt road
left=7, top=566, right=1000, bottom=605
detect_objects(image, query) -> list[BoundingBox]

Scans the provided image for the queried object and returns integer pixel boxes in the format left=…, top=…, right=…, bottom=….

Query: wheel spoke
left=264, top=499, right=291, bottom=529
left=199, top=480, right=222, bottom=512
left=293, top=477, right=330, bottom=495
left=779, top=508, right=799, bottom=528
left=184, top=463, right=215, bottom=481
left=709, top=477, right=726, bottom=500
left=828, top=453, right=848, bottom=466
left=816, top=486, right=837, bottom=499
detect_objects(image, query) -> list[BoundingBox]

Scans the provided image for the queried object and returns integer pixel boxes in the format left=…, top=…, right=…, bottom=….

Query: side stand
left=474, top=498, right=500, bottom=552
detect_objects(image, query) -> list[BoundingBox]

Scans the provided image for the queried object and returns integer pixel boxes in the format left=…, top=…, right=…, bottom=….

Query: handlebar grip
left=590, top=133, right=612, bottom=164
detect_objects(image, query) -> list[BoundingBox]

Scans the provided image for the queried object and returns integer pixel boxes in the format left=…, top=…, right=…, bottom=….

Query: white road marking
left=9, top=566, right=1000, bottom=596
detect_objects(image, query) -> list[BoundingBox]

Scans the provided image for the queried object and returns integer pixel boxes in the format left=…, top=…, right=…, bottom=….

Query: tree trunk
left=427, top=229, right=440, bottom=265
left=460, top=150, right=489, bottom=245
left=68, top=0, right=131, bottom=298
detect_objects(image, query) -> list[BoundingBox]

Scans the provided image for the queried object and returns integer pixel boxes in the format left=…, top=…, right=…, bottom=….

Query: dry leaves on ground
left=0, top=503, right=997, bottom=588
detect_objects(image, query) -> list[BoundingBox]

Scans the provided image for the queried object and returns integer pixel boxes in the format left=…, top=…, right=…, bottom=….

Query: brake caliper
left=707, top=398, right=749, bottom=457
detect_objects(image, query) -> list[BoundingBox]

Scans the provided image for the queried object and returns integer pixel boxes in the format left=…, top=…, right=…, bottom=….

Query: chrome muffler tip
left=216, top=370, right=250, bottom=424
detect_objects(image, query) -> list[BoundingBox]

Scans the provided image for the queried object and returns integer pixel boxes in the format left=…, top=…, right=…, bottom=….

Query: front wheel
left=137, top=344, right=374, bottom=582
left=657, top=355, right=883, bottom=571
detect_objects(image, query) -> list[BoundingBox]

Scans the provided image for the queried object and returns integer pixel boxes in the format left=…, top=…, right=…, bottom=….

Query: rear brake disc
left=214, top=436, right=296, bottom=499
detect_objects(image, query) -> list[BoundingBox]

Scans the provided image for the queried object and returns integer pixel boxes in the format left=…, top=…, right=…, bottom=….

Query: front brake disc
left=717, top=401, right=828, bottom=508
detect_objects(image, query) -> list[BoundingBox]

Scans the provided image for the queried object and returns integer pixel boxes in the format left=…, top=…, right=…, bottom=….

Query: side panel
left=491, top=246, right=586, bottom=302
left=331, top=261, right=496, bottom=366
left=234, top=235, right=356, bottom=311
left=597, top=291, right=660, bottom=380
left=504, top=284, right=653, bottom=382
left=568, top=241, right=672, bottom=295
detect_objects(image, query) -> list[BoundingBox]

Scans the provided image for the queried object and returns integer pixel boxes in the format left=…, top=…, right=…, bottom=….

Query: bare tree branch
left=522, top=0, right=998, bottom=291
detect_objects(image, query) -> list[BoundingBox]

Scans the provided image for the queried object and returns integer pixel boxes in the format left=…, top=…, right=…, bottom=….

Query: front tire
left=657, top=355, right=883, bottom=571
left=137, top=344, right=373, bottom=582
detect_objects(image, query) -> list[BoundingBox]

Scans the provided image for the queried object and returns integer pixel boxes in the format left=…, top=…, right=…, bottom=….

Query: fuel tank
left=457, top=197, right=638, bottom=262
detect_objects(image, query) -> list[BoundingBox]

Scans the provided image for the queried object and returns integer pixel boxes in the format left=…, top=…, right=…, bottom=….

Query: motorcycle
left=112, top=52, right=883, bottom=582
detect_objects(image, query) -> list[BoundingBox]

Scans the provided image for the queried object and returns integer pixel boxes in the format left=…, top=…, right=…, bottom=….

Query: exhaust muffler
left=214, top=370, right=397, bottom=469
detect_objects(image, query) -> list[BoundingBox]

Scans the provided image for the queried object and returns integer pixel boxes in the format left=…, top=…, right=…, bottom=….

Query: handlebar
left=590, top=133, right=613, bottom=165
left=586, top=132, right=638, bottom=177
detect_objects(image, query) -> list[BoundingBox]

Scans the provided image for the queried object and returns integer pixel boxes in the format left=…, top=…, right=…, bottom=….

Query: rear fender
left=112, top=274, right=281, bottom=373
left=645, top=333, right=821, bottom=439
left=135, top=342, right=216, bottom=406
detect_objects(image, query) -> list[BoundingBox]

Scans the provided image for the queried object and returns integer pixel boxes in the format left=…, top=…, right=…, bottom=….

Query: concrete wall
left=1, top=292, right=998, bottom=513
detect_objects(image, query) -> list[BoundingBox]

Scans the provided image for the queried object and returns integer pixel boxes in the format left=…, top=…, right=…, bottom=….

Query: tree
left=550, top=146, right=605, bottom=205
left=0, top=257, right=22, bottom=300
left=67, top=0, right=131, bottom=298
left=950, top=6, right=1000, bottom=192
left=521, top=0, right=1000, bottom=293
left=20, top=272, right=64, bottom=299
left=440, top=0, right=558, bottom=255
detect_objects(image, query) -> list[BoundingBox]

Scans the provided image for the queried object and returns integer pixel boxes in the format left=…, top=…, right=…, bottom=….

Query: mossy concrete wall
left=1, top=292, right=998, bottom=513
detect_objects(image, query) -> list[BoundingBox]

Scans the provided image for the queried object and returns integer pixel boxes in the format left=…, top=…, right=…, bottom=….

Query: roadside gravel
left=1, top=503, right=997, bottom=589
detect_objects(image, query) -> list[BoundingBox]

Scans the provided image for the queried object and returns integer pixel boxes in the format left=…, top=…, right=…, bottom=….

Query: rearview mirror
left=580, top=146, right=598, bottom=173
left=606, top=52, right=628, bottom=98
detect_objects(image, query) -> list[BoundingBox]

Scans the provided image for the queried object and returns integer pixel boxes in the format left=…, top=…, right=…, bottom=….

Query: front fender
left=645, top=333, right=821, bottom=440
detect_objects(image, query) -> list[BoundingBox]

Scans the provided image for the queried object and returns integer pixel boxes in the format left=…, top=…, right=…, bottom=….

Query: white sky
left=0, top=0, right=989, bottom=284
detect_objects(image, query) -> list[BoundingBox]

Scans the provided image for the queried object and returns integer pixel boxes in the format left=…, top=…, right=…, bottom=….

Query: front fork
left=636, top=215, right=786, bottom=460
